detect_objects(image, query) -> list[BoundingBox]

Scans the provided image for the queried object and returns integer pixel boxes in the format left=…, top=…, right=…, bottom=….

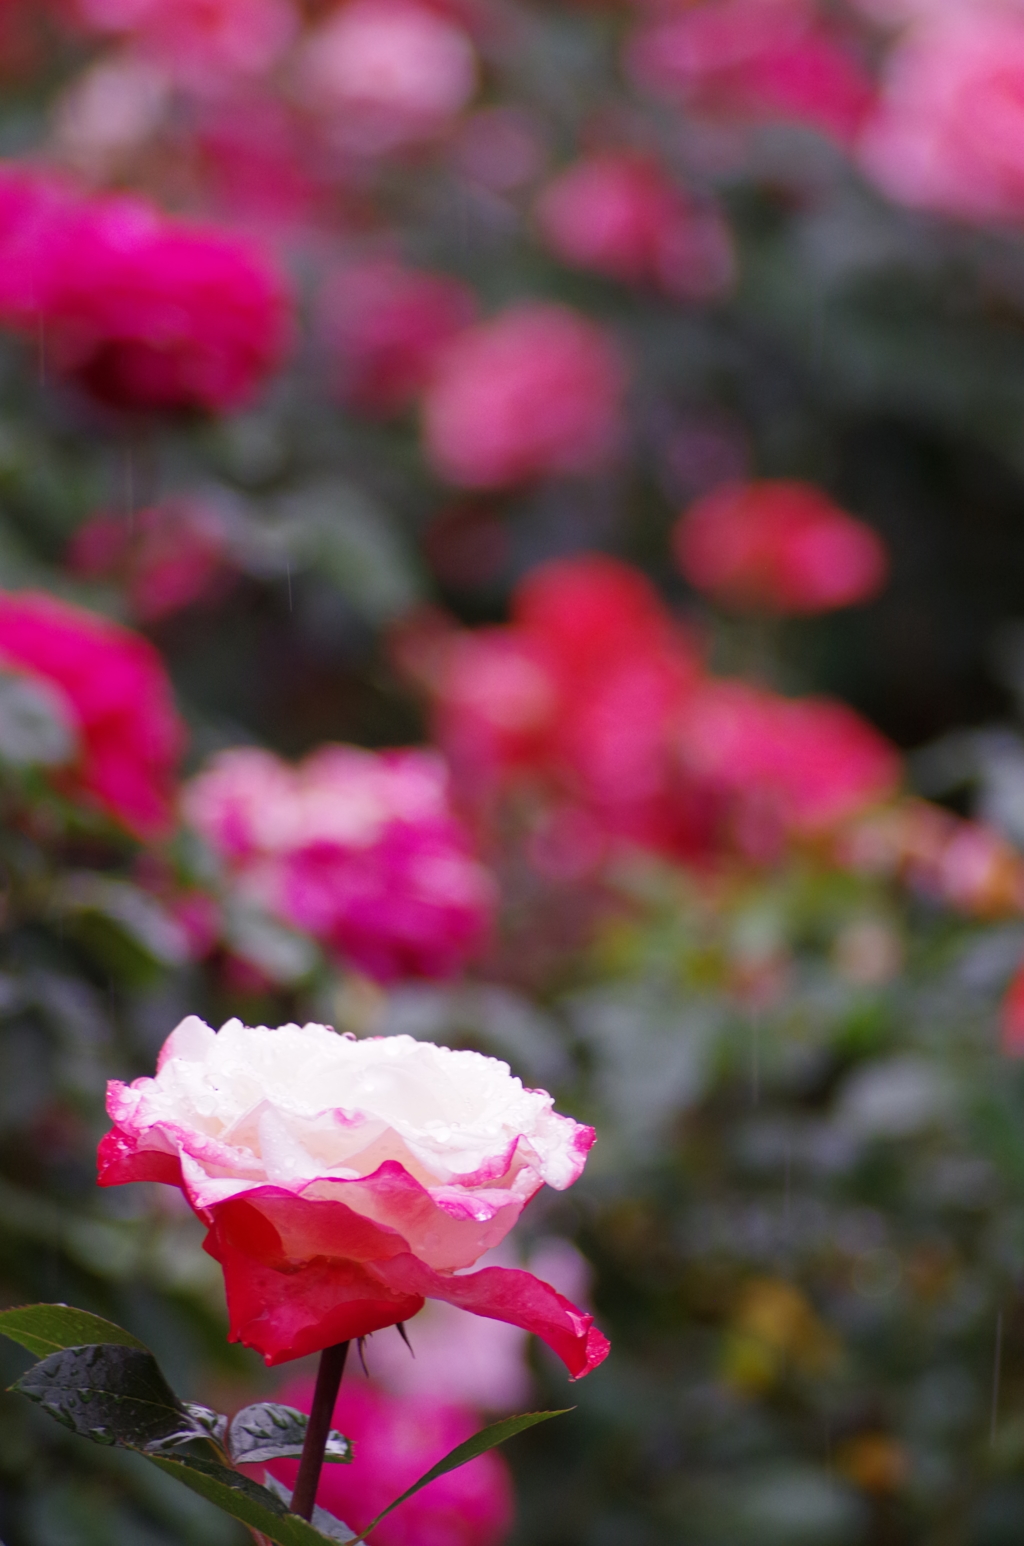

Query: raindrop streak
left=991, top=1309, right=1004, bottom=1446
left=750, top=1014, right=760, bottom=1106
left=286, top=562, right=293, bottom=611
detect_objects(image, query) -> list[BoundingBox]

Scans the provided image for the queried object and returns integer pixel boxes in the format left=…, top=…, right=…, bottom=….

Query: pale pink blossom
left=859, top=5, right=1024, bottom=222
left=298, top=0, right=478, bottom=154
left=182, top=744, right=494, bottom=981
left=535, top=152, right=734, bottom=300
left=421, top=304, right=626, bottom=489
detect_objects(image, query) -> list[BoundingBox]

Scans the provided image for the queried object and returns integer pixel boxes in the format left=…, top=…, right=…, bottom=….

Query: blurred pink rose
left=268, top=1381, right=514, bottom=1546
left=430, top=555, right=708, bottom=859
left=194, top=97, right=328, bottom=234
left=0, top=589, right=184, bottom=836
left=840, top=799, right=1024, bottom=917
left=298, top=0, right=478, bottom=154
left=0, top=163, right=292, bottom=413
left=68, top=498, right=233, bottom=622
left=859, top=6, right=1024, bottom=222
left=70, top=0, right=299, bottom=90
left=182, top=744, right=495, bottom=981
left=322, top=259, right=477, bottom=416
left=676, top=680, right=902, bottom=846
left=99, top=1017, right=610, bottom=1373
left=535, top=152, right=735, bottom=299
left=422, top=304, right=627, bottom=489
left=674, top=479, right=889, bottom=614
left=626, top=0, right=874, bottom=146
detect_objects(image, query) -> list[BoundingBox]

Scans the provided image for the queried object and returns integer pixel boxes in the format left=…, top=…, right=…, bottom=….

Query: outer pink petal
left=301, top=1160, right=525, bottom=1270
left=210, top=1232, right=426, bottom=1365
left=201, top=1190, right=609, bottom=1377
left=379, top=1255, right=610, bottom=1380
left=97, top=1128, right=184, bottom=1188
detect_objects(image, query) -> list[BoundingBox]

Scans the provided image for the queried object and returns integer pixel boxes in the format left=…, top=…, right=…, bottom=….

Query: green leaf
left=0, top=1303, right=148, bottom=1360
left=228, top=1402, right=351, bottom=1466
left=150, top=1454, right=356, bottom=1546
left=184, top=1402, right=229, bottom=1449
left=350, top=1410, right=572, bottom=1543
left=12, top=1344, right=204, bottom=1451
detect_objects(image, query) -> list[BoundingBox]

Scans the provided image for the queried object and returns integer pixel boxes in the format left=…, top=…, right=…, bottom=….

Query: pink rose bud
left=98, top=1019, right=610, bottom=1374
left=267, top=1381, right=515, bottom=1546
left=422, top=303, right=627, bottom=489
left=0, top=162, right=292, bottom=413
left=674, top=479, right=889, bottom=615
left=535, top=151, right=735, bottom=300
left=298, top=0, right=478, bottom=154
left=0, top=590, right=185, bottom=836
left=321, top=259, right=477, bottom=417
left=626, top=0, right=874, bottom=146
left=182, top=744, right=495, bottom=982
left=859, top=7, right=1024, bottom=224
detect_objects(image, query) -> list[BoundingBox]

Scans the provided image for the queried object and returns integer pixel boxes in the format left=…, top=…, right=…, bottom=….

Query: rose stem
left=291, top=1341, right=350, bottom=1521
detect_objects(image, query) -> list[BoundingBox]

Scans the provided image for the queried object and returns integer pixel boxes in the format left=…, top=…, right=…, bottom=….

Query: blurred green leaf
left=0, top=1303, right=147, bottom=1360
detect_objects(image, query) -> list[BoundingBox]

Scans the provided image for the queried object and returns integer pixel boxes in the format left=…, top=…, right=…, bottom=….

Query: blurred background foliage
left=5, top=1, right=1024, bottom=1543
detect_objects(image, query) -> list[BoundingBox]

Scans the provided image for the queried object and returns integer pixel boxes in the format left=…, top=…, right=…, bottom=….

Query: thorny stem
left=291, top=1341, right=350, bottom=1521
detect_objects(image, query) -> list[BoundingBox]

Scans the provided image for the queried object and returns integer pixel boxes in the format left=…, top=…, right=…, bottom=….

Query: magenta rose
left=98, top=1018, right=610, bottom=1375
left=0, top=589, right=185, bottom=836
left=267, top=1381, right=514, bottom=1546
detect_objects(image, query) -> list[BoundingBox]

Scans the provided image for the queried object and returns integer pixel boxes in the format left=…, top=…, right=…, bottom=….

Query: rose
left=859, top=6, right=1024, bottom=224
left=625, top=0, right=874, bottom=146
left=534, top=151, right=734, bottom=300
left=98, top=1018, right=611, bottom=1375
left=297, top=0, right=478, bottom=154
left=421, top=304, right=626, bottom=490
left=320, top=259, right=477, bottom=417
left=0, top=163, right=292, bottom=413
left=0, top=589, right=185, bottom=836
left=673, top=479, right=889, bottom=615
left=182, top=744, right=495, bottom=982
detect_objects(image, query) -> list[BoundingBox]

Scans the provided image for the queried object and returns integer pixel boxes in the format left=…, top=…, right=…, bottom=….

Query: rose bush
left=98, top=1017, right=610, bottom=1372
